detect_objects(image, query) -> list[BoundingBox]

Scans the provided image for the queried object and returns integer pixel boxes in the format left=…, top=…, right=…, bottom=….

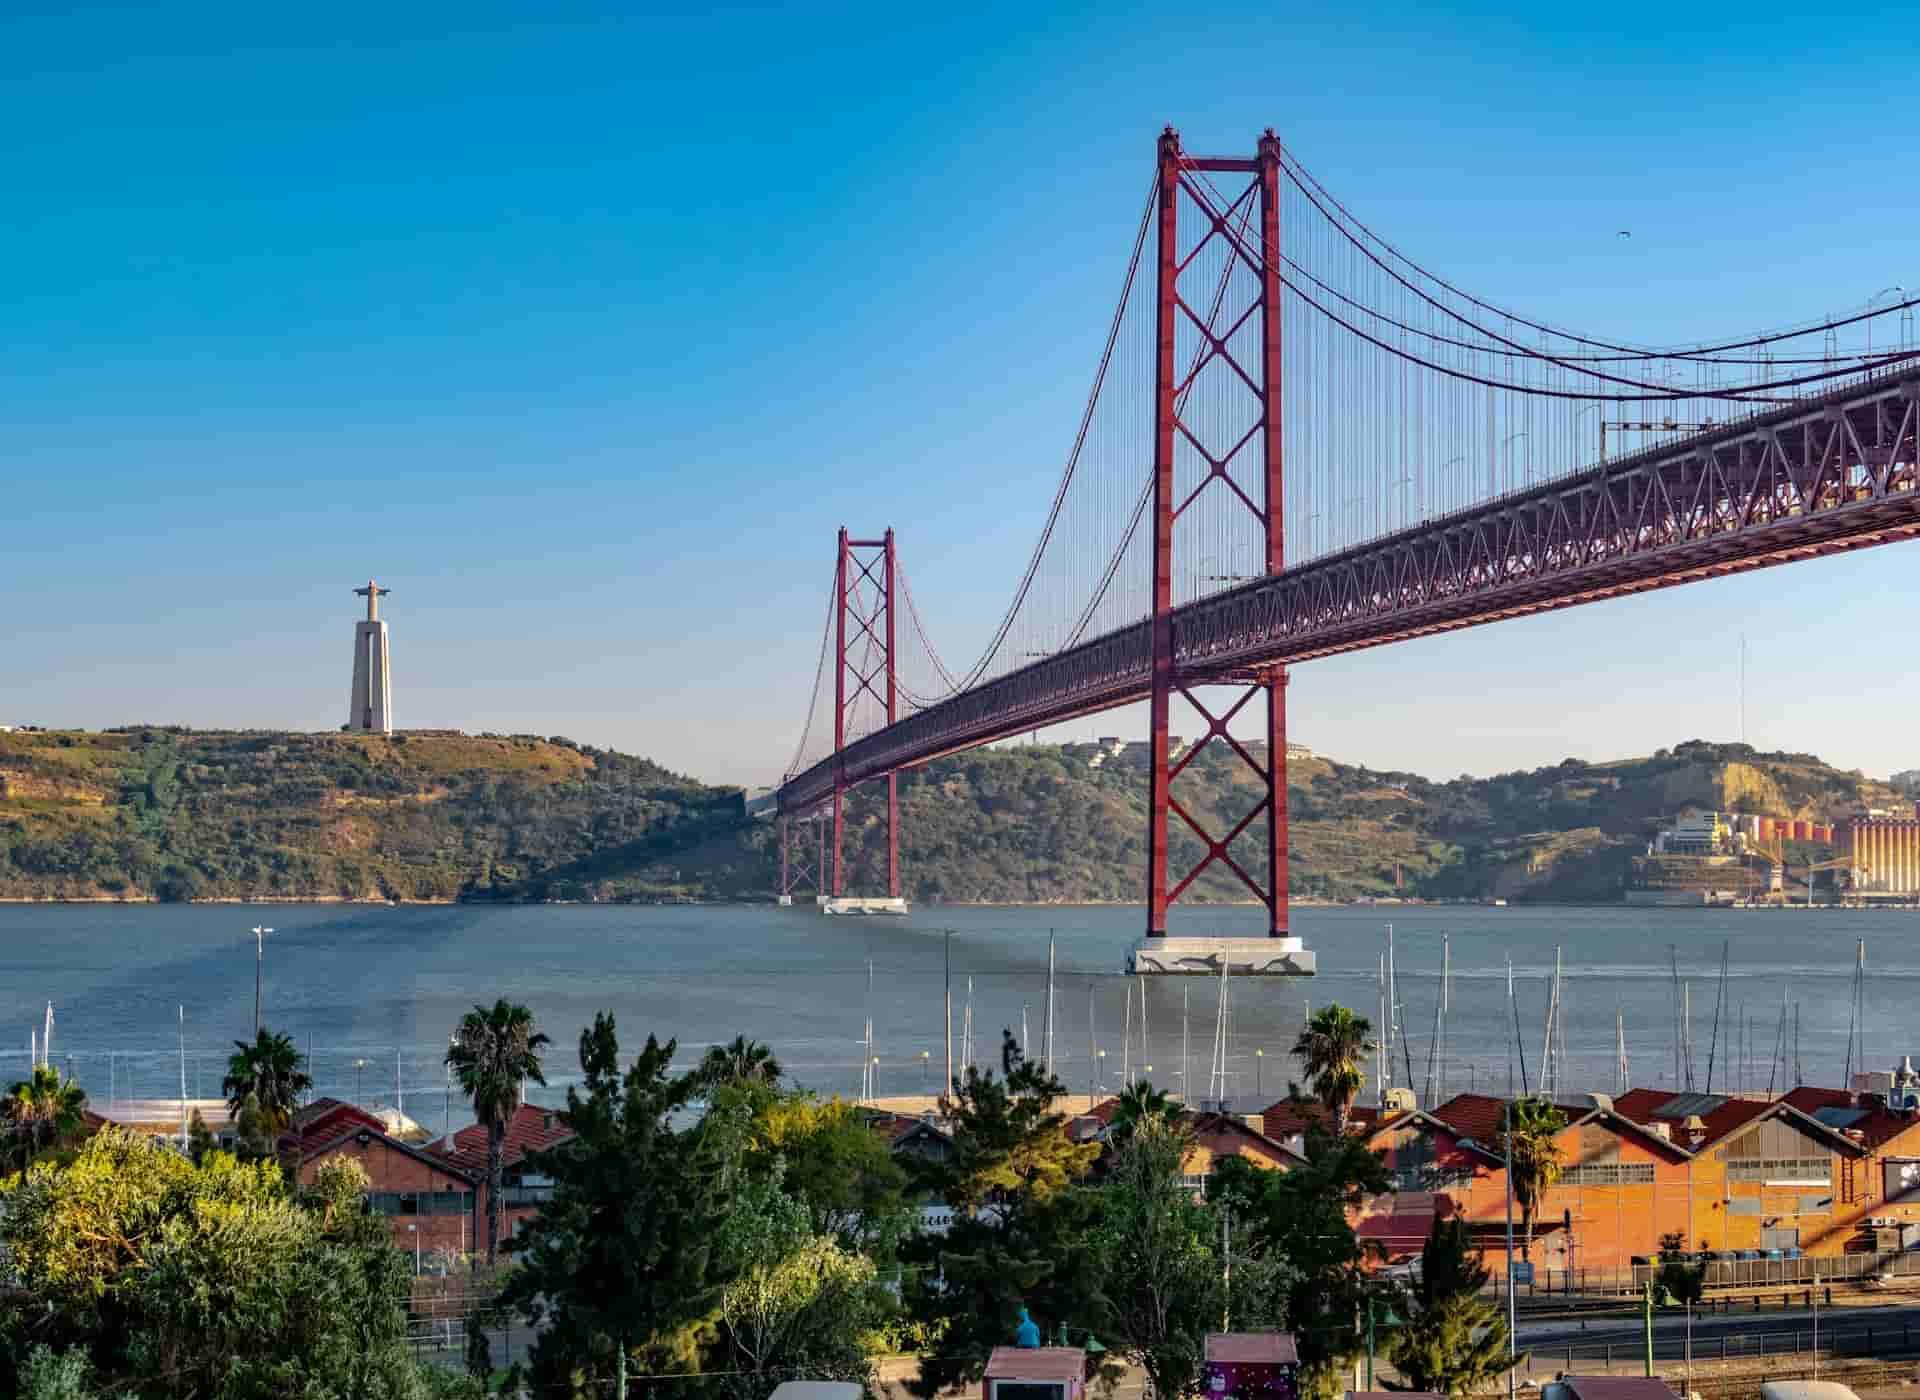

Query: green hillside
left=0, top=730, right=1893, bottom=904
left=0, top=728, right=743, bottom=902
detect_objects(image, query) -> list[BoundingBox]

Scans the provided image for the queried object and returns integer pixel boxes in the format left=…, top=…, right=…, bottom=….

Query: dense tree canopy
left=0, top=1129, right=458, bottom=1400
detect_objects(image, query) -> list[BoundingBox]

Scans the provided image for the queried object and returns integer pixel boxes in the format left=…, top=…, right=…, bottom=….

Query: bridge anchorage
left=777, top=125, right=1920, bottom=973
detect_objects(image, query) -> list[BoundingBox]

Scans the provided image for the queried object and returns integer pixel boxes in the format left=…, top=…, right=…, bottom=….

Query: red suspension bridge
left=775, top=127, right=1920, bottom=968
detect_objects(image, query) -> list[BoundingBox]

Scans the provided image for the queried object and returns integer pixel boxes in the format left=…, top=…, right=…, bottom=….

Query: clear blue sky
left=6, top=2, right=1917, bottom=786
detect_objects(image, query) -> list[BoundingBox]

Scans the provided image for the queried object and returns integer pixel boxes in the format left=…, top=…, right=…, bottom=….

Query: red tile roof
left=285, top=1098, right=387, bottom=1156
left=1257, top=1099, right=1393, bottom=1140
left=1205, top=1332, right=1297, bottom=1363
left=1426, top=1093, right=1511, bottom=1142
left=985, top=1347, right=1084, bottom=1381
left=1609, top=1088, right=1772, bottom=1149
left=1190, top=1112, right=1305, bottom=1167
left=864, top=1112, right=924, bottom=1143
left=1562, top=1377, right=1679, bottom=1400
left=1781, top=1086, right=1920, bottom=1151
left=1354, top=1195, right=1444, bottom=1256
left=431, top=1102, right=574, bottom=1176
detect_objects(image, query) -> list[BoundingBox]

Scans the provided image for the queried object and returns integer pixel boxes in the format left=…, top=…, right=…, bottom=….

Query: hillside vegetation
left=0, top=728, right=742, bottom=902
left=0, top=730, right=1892, bottom=904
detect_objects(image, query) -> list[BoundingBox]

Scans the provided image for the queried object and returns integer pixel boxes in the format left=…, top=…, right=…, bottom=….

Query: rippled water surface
left=1, top=901, right=1913, bottom=1119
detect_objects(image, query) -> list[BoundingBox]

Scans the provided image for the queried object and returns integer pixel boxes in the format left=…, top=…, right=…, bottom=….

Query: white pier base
left=1128, top=936, right=1316, bottom=976
left=777, top=895, right=794, bottom=906
left=822, top=897, right=910, bottom=916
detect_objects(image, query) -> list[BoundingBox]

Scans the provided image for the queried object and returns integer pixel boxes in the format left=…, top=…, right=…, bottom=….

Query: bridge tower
left=830, top=527, right=902, bottom=902
left=776, top=803, right=826, bottom=905
left=1135, top=127, right=1307, bottom=975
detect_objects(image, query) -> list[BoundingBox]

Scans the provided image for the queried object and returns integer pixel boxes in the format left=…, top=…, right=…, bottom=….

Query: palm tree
left=446, top=1000, right=550, bottom=1264
left=694, top=1035, right=782, bottom=1090
left=1107, top=1079, right=1181, bottom=1143
left=1290, top=1003, right=1375, bottom=1135
left=1501, top=1095, right=1567, bottom=1259
left=222, top=1028, right=312, bottom=1144
left=2, top=1065, right=89, bottom=1171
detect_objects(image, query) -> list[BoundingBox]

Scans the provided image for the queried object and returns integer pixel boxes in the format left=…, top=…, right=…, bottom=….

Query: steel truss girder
left=781, top=373, right=1920, bottom=817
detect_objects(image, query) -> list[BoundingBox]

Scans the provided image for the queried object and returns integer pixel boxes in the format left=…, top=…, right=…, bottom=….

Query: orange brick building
left=289, top=1098, right=479, bottom=1263
left=1338, top=1085, right=1920, bottom=1275
left=1780, top=1085, right=1920, bottom=1253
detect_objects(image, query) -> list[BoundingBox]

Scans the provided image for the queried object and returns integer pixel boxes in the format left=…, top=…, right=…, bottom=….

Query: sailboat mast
left=1044, top=933, right=1056, bottom=1076
left=1181, top=983, right=1190, bottom=1105
left=1670, top=946, right=1682, bottom=1088
left=1508, top=957, right=1530, bottom=1096
left=1378, top=952, right=1390, bottom=1108
left=1683, top=982, right=1694, bottom=1091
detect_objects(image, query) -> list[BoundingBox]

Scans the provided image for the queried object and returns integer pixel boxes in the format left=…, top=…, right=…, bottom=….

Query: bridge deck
left=780, top=370, right=1920, bottom=814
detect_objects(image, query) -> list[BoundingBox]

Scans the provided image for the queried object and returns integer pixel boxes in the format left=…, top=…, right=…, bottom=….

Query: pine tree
left=501, top=1014, right=733, bottom=1400
left=1384, top=1216, right=1519, bottom=1396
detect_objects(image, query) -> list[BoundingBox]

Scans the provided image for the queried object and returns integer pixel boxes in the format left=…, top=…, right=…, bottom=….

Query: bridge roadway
left=780, top=369, right=1920, bottom=815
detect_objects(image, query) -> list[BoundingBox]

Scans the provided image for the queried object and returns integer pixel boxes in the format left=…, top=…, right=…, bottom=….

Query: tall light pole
left=354, top=1058, right=369, bottom=1105
left=251, top=926, right=274, bottom=1034
left=1505, top=1100, right=1517, bottom=1400
left=1256, top=1047, right=1264, bottom=1100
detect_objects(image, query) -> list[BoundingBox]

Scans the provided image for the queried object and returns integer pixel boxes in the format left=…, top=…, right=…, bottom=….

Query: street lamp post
left=1505, top=1100, right=1517, bottom=1400
left=250, top=926, right=274, bottom=1033
left=354, top=1058, right=369, bottom=1105
left=1256, top=1048, right=1264, bottom=1099
left=920, top=1049, right=929, bottom=1088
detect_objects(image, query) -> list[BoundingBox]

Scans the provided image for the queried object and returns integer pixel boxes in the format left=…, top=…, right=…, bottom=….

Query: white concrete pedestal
left=1127, top=935, right=1316, bottom=976
left=822, top=896, right=910, bottom=916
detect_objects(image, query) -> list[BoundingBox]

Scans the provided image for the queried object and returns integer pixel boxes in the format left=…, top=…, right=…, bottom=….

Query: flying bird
left=1617, top=230, right=1632, bottom=239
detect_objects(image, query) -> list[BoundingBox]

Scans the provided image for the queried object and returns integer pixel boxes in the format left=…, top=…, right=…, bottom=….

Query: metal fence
left=1511, top=1248, right=1920, bottom=1297
left=1523, top=1317, right=1920, bottom=1373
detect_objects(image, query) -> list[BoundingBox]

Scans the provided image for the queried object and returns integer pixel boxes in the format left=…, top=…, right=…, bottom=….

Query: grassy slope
left=0, top=731, right=1893, bottom=904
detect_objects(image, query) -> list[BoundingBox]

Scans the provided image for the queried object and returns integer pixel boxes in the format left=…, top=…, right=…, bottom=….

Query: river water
left=1, top=901, right=1913, bottom=1126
